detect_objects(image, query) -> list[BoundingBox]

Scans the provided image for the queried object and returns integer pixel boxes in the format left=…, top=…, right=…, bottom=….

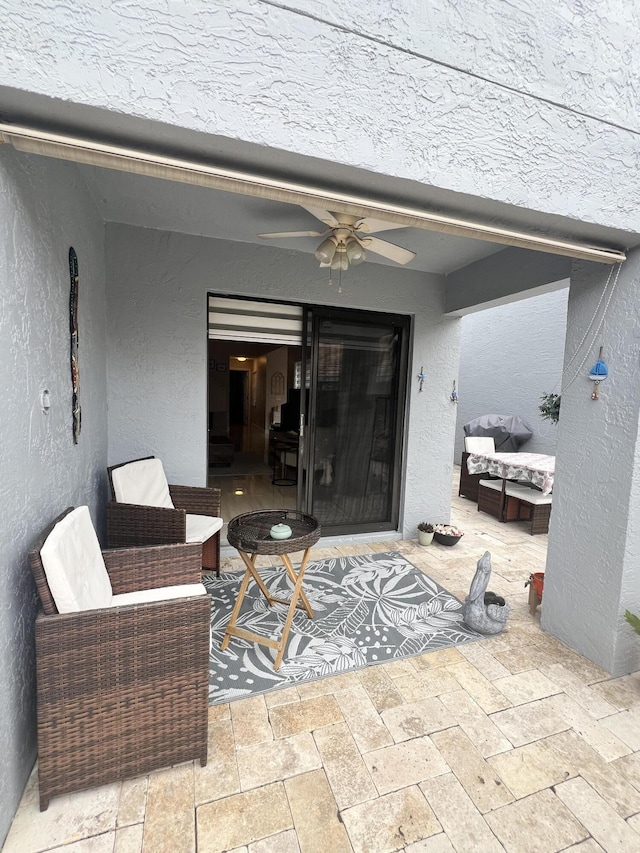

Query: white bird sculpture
left=462, top=551, right=510, bottom=635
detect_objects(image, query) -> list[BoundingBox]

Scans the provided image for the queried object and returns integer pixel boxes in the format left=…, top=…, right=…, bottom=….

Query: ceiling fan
left=258, top=206, right=416, bottom=271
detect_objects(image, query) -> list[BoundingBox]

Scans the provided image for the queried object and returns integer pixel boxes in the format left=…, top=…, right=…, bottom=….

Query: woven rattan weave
left=106, top=456, right=222, bottom=575
left=29, top=508, right=210, bottom=810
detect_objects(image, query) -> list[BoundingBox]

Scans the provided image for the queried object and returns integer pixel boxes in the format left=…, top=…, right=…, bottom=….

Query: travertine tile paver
left=600, top=706, right=640, bottom=751
left=492, top=669, right=561, bottom=705
left=236, top=731, right=321, bottom=790
left=487, top=739, right=575, bottom=799
left=393, top=668, right=461, bottom=703
left=439, top=690, right=513, bottom=757
left=2, top=783, right=120, bottom=853
left=197, top=783, right=293, bottom=852
left=334, top=684, right=393, bottom=752
left=554, top=776, right=640, bottom=852
left=114, top=824, right=144, bottom=853
left=296, top=671, right=360, bottom=700
left=380, top=696, right=456, bottom=743
left=231, top=695, right=273, bottom=745
left=484, top=788, right=589, bottom=852
left=194, top=717, right=241, bottom=805
left=341, top=786, right=441, bottom=853
left=312, top=722, right=377, bottom=809
left=50, top=835, right=117, bottom=852
left=142, top=764, right=194, bottom=853
left=284, top=770, right=352, bottom=853
left=458, top=642, right=511, bottom=679
left=544, top=729, right=640, bottom=817
left=357, top=664, right=405, bottom=712
left=269, top=694, right=343, bottom=739
left=363, top=737, right=449, bottom=795
left=248, top=829, right=301, bottom=852
left=430, top=727, right=513, bottom=813
left=444, top=662, right=513, bottom=714
left=541, top=663, right=618, bottom=719
left=403, top=834, right=456, bottom=852
left=117, top=778, right=147, bottom=827
left=420, top=773, right=504, bottom=853
left=490, top=696, right=571, bottom=747
left=590, top=675, right=640, bottom=710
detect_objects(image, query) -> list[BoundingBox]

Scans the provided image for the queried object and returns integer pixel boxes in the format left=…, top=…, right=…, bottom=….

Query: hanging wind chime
left=588, top=346, right=608, bottom=400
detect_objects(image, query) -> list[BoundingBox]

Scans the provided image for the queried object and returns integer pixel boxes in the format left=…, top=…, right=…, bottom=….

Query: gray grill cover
left=463, top=415, right=533, bottom=452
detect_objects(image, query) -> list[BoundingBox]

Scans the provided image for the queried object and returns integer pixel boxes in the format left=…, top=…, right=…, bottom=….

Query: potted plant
left=417, top=522, right=434, bottom=546
left=433, top=523, right=464, bottom=546
left=539, top=392, right=561, bottom=424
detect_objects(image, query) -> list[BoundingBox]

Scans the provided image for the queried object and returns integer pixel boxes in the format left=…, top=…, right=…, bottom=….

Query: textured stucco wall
left=1, top=1, right=639, bottom=234
left=0, top=149, right=107, bottom=843
left=105, top=223, right=459, bottom=537
left=542, top=254, right=640, bottom=676
left=454, top=287, right=569, bottom=460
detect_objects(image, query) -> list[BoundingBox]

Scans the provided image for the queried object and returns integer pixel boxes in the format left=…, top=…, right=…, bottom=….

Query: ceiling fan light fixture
left=345, top=237, right=366, bottom=265
left=330, top=251, right=349, bottom=271
left=315, top=236, right=337, bottom=265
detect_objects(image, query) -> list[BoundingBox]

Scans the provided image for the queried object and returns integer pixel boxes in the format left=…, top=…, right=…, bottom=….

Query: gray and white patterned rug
left=204, top=551, right=482, bottom=705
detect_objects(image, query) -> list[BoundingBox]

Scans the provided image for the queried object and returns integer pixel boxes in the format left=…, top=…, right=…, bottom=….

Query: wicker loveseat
left=29, top=506, right=210, bottom=810
left=106, top=456, right=223, bottom=576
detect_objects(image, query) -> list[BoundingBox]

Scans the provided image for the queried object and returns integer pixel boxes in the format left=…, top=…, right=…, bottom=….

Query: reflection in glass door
left=306, top=310, right=408, bottom=534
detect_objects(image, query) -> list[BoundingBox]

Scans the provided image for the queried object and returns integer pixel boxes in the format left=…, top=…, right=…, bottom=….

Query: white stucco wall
left=1, top=1, right=639, bottom=234
left=105, top=223, right=459, bottom=537
left=454, top=287, right=569, bottom=460
left=543, top=254, right=640, bottom=676
left=0, top=148, right=107, bottom=841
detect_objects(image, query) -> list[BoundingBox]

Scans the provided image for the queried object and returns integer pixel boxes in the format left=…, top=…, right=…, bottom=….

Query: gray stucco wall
left=0, top=149, right=107, bottom=843
left=1, top=1, right=639, bottom=234
left=543, top=254, right=640, bottom=676
left=454, top=287, right=569, bottom=460
left=105, top=223, right=459, bottom=538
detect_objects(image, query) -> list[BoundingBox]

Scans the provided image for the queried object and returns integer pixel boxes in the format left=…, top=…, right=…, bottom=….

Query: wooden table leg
left=273, top=549, right=314, bottom=669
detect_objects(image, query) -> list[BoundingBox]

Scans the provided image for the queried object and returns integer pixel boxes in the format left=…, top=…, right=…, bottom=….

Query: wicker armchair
left=106, top=456, right=222, bottom=576
left=29, top=508, right=210, bottom=810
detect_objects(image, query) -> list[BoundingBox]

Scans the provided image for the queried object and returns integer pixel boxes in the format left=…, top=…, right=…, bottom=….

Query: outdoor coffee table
left=221, top=509, right=321, bottom=669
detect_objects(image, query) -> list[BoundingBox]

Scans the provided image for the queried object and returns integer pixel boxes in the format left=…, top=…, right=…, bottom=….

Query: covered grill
left=463, top=414, right=533, bottom=453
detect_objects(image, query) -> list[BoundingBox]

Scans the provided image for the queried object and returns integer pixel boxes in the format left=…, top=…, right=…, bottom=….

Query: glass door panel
left=307, top=310, right=407, bottom=533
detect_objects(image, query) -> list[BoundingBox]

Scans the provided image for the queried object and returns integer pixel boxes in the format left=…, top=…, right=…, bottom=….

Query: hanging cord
left=562, top=261, right=623, bottom=392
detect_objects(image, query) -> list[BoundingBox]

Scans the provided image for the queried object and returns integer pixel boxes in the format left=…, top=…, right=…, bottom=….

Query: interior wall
left=0, top=148, right=107, bottom=844
left=105, top=223, right=458, bottom=536
left=454, top=287, right=569, bottom=460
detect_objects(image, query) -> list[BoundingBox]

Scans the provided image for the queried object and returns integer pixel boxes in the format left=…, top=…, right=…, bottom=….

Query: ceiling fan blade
left=301, top=206, right=341, bottom=227
left=258, top=230, right=325, bottom=239
left=360, top=236, right=416, bottom=265
left=355, top=217, right=407, bottom=234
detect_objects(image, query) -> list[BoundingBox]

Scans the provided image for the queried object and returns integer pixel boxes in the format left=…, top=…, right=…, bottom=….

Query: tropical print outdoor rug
left=204, top=551, right=482, bottom=705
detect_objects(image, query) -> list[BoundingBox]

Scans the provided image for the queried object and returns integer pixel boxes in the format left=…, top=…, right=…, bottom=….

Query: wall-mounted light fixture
left=588, top=346, right=608, bottom=400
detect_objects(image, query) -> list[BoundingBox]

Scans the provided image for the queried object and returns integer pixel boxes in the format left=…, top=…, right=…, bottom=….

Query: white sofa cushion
left=40, top=506, right=113, bottom=613
left=186, top=514, right=223, bottom=544
left=111, top=458, right=174, bottom=508
left=465, top=436, right=496, bottom=454
left=112, top=582, right=207, bottom=607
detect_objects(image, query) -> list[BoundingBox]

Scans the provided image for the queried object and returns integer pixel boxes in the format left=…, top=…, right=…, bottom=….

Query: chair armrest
left=169, top=485, right=221, bottom=517
left=106, top=501, right=186, bottom=548
left=103, top=542, right=204, bottom=594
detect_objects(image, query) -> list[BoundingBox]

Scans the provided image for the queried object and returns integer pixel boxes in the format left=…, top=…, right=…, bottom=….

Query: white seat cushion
left=479, top=479, right=552, bottom=504
left=40, top=506, right=113, bottom=613
left=186, top=514, right=223, bottom=544
left=111, top=458, right=174, bottom=508
left=465, top=436, right=496, bottom=454
left=112, top=582, right=207, bottom=607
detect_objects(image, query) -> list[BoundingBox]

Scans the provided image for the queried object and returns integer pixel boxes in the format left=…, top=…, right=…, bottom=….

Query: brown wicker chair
left=29, top=508, right=210, bottom=811
left=106, top=456, right=222, bottom=576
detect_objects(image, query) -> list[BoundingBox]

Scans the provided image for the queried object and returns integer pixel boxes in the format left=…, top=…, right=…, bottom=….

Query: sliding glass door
left=303, top=308, right=409, bottom=534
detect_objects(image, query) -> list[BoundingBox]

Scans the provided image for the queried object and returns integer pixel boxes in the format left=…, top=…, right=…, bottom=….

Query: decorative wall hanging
left=270, top=371, right=285, bottom=396
left=588, top=346, right=608, bottom=400
left=69, top=247, right=81, bottom=444
left=417, top=366, right=425, bottom=392
left=450, top=380, right=458, bottom=403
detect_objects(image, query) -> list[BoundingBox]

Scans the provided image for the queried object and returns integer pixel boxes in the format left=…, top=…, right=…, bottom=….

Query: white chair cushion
left=40, top=506, right=113, bottom=613
left=186, top=514, right=223, bottom=544
left=479, top=479, right=552, bottom=504
left=112, top=582, right=207, bottom=607
left=111, top=458, right=174, bottom=508
left=465, top=436, right=496, bottom=453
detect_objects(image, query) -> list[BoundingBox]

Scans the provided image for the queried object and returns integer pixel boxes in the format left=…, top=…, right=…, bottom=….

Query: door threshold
left=220, top=529, right=402, bottom=559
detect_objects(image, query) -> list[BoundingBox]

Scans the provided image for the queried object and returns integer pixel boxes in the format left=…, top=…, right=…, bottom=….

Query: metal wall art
left=69, top=247, right=81, bottom=443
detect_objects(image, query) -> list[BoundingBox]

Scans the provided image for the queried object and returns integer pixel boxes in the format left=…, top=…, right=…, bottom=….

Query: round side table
left=221, top=510, right=321, bottom=669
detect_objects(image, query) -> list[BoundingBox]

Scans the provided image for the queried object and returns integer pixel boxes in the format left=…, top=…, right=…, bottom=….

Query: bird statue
left=462, top=551, right=510, bottom=635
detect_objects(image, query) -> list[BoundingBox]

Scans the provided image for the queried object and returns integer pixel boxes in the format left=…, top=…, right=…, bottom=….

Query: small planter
left=417, top=529, right=434, bottom=546
left=433, top=524, right=464, bottom=547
